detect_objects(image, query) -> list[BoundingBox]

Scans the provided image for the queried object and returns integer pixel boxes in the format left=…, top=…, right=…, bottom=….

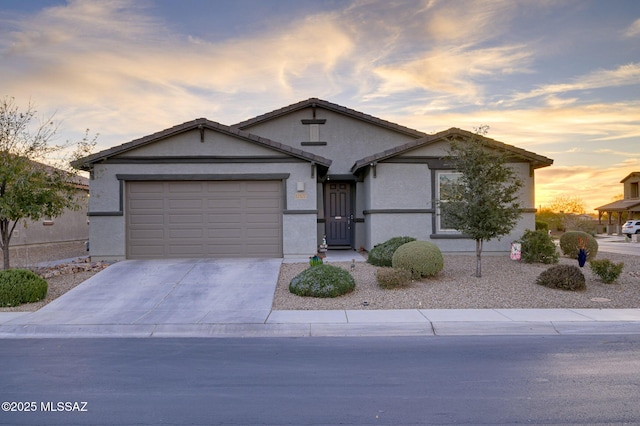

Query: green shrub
left=518, top=229, right=559, bottom=264
left=367, top=236, right=416, bottom=267
left=376, top=267, right=413, bottom=289
left=559, top=231, right=598, bottom=260
left=536, top=264, right=586, bottom=291
left=535, top=221, right=549, bottom=231
left=0, top=269, right=48, bottom=307
left=589, top=259, right=624, bottom=284
left=392, top=240, right=444, bottom=279
left=289, top=264, right=355, bottom=298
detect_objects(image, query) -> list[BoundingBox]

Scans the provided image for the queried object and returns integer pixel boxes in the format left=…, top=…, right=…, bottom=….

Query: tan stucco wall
left=239, top=108, right=420, bottom=175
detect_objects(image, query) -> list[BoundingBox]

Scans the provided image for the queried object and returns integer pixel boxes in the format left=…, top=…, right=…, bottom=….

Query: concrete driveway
left=9, top=258, right=282, bottom=326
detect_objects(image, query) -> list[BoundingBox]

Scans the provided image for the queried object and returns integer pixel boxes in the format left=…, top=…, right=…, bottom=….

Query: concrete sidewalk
left=1, top=308, right=639, bottom=338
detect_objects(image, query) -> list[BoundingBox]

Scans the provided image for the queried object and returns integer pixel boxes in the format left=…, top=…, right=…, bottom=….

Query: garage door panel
left=246, top=245, right=277, bottom=256
left=207, top=199, right=242, bottom=209
left=247, top=228, right=280, bottom=238
left=207, top=244, right=243, bottom=255
left=130, top=199, right=164, bottom=209
left=246, top=181, right=280, bottom=192
left=207, top=228, right=242, bottom=238
left=169, top=214, right=203, bottom=224
left=129, top=244, right=165, bottom=256
left=127, top=180, right=282, bottom=259
left=207, top=213, right=243, bottom=224
left=169, top=199, right=203, bottom=209
left=130, top=229, right=165, bottom=239
left=169, top=182, right=203, bottom=193
left=129, top=182, right=164, bottom=193
left=247, top=213, right=280, bottom=223
left=169, top=229, right=203, bottom=238
left=246, top=198, right=280, bottom=209
left=207, top=182, right=242, bottom=192
left=130, top=214, right=164, bottom=224
left=169, top=245, right=206, bottom=256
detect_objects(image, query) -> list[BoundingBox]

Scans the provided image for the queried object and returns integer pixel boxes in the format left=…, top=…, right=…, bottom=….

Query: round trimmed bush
left=289, top=264, right=355, bottom=298
left=376, top=267, right=412, bottom=289
left=589, top=259, right=624, bottom=284
left=559, top=231, right=598, bottom=260
left=392, top=240, right=444, bottom=279
left=367, top=236, right=416, bottom=267
left=518, top=229, right=559, bottom=264
left=536, top=264, right=586, bottom=291
left=0, top=269, right=48, bottom=307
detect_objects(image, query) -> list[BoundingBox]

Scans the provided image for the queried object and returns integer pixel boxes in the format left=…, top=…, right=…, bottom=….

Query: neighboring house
left=10, top=176, right=89, bottom=267
left=595, top=172, right=640, bottom=233
left=73, top=98, right=553, bottom=261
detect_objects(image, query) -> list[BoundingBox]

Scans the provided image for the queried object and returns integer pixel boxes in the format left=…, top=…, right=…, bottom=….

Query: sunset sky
left=1, top=0, right=639, bottom=213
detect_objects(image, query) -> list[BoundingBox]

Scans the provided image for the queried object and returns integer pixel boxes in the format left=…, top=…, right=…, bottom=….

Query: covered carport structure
left=595, top=199, right=640, bottom=234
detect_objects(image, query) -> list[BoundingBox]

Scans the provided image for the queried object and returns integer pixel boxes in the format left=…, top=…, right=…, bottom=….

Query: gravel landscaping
left=2, top=251, right=638, bottom=313
left=273, top=252, right=640, bottom=310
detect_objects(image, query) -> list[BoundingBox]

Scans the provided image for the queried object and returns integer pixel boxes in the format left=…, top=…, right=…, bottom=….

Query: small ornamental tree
left=0, top=96, right=96, bottom=269
left=438, top=126, right=523, bottom=277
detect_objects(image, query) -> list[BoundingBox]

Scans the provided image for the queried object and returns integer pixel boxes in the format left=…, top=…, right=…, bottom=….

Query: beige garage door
left=126, top=180, right=283, bottom=259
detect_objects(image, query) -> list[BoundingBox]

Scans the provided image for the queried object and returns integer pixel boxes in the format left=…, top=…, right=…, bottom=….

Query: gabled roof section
left=72, top=118, right=332, bottom=171
left=232, top=98, right=428, bottom=138
left=621, top=172, right=640, bottom=183
left=351, top=127, right=554, bottom=173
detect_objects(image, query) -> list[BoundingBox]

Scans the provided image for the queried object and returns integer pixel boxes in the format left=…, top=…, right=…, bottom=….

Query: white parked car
left=622, top=220, right=640, bottom=235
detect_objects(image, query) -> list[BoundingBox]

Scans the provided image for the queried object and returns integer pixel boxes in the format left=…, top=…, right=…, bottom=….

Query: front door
left=325, top=182, right=352, bottom=247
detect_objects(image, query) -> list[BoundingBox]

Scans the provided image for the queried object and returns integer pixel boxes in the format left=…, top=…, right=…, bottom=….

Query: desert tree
left=438, top=126, right=523, bottom=277
left=0, top=96, right=96, bottom=269
left=546, top=195, right=586, bottom=215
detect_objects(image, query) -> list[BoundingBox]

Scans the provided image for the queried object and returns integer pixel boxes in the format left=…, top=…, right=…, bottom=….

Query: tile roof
left=72, top=118, right=332, bottom=170
left=232, top=98, right=428, bottom=138
left=350, top=127, right=554, bottom=173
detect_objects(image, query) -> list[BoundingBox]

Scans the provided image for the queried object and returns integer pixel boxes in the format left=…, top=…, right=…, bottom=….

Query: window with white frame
left=436, top=171, right=463, bottom=232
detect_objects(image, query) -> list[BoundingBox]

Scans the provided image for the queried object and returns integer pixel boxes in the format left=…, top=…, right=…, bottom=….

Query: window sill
left=430, top=233, right=468, bottom=239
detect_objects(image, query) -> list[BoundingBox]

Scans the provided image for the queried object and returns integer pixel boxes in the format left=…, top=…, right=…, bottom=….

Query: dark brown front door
left=325, top=182, right=352, bottom=247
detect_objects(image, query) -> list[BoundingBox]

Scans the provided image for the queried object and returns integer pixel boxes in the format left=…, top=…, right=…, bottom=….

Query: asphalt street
left=2, top=335, right=640, bottom=425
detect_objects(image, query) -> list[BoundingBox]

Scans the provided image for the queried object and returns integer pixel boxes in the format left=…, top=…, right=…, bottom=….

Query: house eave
left=350, top=127, right=554, bottom=174
left=232, top=98, right=428, bottom=139
left=72, top=118, right=332, bottom=171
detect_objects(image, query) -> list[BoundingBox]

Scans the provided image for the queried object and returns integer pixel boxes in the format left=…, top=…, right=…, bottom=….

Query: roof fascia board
left=351, top=128, right=553, bottom=173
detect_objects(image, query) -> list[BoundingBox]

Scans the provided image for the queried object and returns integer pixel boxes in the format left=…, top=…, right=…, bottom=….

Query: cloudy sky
left=1, top=0, right=639, bottom=212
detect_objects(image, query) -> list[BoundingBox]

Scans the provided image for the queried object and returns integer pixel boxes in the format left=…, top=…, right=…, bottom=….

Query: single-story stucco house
left=72, top=98, right=553, bottom=261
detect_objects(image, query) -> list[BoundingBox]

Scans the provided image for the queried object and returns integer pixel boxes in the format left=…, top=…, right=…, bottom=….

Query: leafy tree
left=438, top=126, right=523, bottom=277
left=0, top=96, right=96, bottom=269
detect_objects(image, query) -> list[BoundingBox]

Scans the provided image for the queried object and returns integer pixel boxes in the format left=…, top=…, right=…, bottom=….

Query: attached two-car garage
left=125, top=180, right=283, bottom=259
